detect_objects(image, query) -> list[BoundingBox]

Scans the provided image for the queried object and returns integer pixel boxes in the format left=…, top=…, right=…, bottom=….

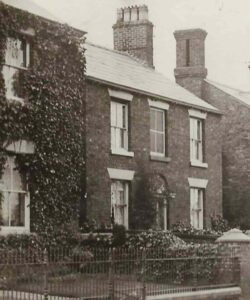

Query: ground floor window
left=111, top=180, right=128, bottom=229
left=0, top=156, right=29, bottom=232
left=190, top=188, right=204, bottom=229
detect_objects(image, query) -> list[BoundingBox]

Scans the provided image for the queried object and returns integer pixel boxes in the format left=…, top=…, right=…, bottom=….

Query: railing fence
left=0, top=246, right=240, bottom=300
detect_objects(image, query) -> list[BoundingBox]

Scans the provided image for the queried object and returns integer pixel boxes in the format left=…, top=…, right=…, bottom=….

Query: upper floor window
left=189, top=109, right=208, bottom=168
left=109, top=89, right=134, bottom=157
left=190, top=187, right=204, bottom=229
left=190, top=117, right=203, bottom=161
left=2, top=37, right=31, bottom=102
left=0, top=156, right=30, bottom=233
left=150, top=108, right=165, bottom=156
left=148, top=99, right=169, bottom=160
left=111, top=101, right=128, bottom=151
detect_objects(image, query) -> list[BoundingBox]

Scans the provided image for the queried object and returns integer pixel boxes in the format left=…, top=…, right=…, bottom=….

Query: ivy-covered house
left=0, top=1, right=86, bottom=236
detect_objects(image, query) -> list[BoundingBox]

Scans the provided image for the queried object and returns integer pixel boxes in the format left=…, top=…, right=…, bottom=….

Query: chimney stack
left=174, top=29, right=207, bottom=98
left=113, top=5, right=154, bottom=68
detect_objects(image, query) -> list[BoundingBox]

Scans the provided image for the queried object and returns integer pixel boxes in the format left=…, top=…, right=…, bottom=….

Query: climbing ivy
left=0, top=3, right=86, bottom=242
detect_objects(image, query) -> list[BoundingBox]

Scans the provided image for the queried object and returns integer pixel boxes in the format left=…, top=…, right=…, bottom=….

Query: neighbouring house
left=84, top=6, right=223, bottom=230
left=173, top=28, right=250, bottom=228
left=0, top=1, right=86, bottom=235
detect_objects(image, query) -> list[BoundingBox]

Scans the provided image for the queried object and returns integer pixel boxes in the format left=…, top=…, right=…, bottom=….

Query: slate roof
left=85, top=42, right=219, bottom=113
left=2, top=0, right=59, bottom=22
left=206, top=79, right=250, bottom=107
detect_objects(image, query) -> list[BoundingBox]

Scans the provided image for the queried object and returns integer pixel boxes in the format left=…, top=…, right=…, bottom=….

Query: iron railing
left=0, top=246, right=240, bottom=299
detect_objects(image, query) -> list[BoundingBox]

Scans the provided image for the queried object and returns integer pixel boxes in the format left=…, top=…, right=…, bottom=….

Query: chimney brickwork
left=174, top=29, right=207, bottom=98
left=113, top=5, right=154, bottom=68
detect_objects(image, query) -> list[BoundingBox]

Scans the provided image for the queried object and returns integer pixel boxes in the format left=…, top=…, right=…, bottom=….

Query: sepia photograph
left=0, top=0, right=250, bottom=299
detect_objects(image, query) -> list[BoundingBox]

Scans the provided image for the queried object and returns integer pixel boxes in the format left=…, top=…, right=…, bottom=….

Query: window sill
left=6, top=96, right=25, bottom=105
left=111, top=149, right=134, bottom=157
left=190, top=160, right=208, bottom=169
left=0, top=226, right=30, bottom=235
left=4, top=63, right=28, bottom=71
left=150, top=154, right=171, bottom=163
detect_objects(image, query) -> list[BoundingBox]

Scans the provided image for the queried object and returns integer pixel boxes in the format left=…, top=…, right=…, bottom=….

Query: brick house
left=84, top=6, right=222, bottom=230
left=0, top=2, right=223, bottom=234
left=174, top=28, right=250, bottom=228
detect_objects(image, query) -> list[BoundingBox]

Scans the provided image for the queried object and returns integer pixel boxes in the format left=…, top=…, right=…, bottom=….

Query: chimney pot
left=117, top=8, right=123, bottom=21
left=113, top=5, right=154, bottom=67
left=131, top=6, right=138, bottom=21
left=124, top=7, right=131, bottom=22
left=138, top=5, right=148, bottom=20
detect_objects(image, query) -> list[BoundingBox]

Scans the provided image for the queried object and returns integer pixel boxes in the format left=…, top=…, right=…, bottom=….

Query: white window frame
left=148, top=99, right=169, bottom=158
left=150, top=108, right=165, bottom=157
left=190, top=117, right=203, bottom=160
left=189, top=109, right=208, bottom=168
left=0, top=156, right=30, bottom=235
left=108, top=168, right=135, bottom=229
left=2, top=36, right=31, bottom=103
left=110, top=100, right=134, bottom=157
left=190, top=187, right=204, bottom=229
left=111, top=180, right=129, bottom=229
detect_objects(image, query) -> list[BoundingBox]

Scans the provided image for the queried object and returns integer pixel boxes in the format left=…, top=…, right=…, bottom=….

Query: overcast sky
left=33, top=0, right=250, bottom=91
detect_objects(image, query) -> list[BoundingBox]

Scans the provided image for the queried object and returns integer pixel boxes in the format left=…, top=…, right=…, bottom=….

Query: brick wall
left=85, top=80, right=222, bottom=229
left=174, top=29, right=207, bottom=98
left=202, top=81, right=250, bottom=227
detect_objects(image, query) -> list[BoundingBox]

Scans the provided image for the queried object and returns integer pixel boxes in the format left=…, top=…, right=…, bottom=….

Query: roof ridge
left=85, top=41, right=155, bottom=70
left=205, top=79, right=250, bottom=93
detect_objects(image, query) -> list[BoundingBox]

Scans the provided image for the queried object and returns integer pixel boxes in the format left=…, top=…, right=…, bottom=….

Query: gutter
left=86, top=76, right=222, bottom=116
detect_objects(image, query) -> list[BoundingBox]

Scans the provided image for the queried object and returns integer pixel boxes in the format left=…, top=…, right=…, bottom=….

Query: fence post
left=141, top=248, right=146, bottom=300
left=108, top=247, right=114, bottom=300
left=193, top=257, right=198, bottom=289
left=43, top=248, right=49, bottom=300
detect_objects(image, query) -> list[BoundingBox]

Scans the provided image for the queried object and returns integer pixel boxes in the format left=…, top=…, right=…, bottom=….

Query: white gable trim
left=148, top=99, right=169, bottom=110
left=188, top=177, right=208, bottom=189
left=188, top=109, right=207, bottom=119
left=108, top=89, right=133, bottom=101
left=107, top=168, right=135, bottom=181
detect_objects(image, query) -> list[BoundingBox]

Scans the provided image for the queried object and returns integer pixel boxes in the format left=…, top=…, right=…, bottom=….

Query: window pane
left=5, top=38, right=26, bottom=68
left=156, top=132, right=164, bottom=154
left=111, top=102, right=117, bottom=127
left=150, top=109, right=156, bottom=130
left=150, top=131, right=156, bottom=152
left=13, top=163, right=25, bottom=191
left=156, top=110, right=164, bottom=132
left=2, top=157, right=12, bottom=191
left=111, top=181, right=128, bottom=227
left=10, top=192, right=25, bottom=226
left=116, top=104, right=123, bottom=128
left=0, top=192, right=10, bottom=226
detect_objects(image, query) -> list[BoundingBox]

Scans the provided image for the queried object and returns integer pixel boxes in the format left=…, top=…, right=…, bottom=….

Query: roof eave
left=2, top=2, right=87, bottom=36
left=86, top=76, right=221, bottom=115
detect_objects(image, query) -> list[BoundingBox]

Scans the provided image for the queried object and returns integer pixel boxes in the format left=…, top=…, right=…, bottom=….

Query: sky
left=31, top=0, right=250, bottom=91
